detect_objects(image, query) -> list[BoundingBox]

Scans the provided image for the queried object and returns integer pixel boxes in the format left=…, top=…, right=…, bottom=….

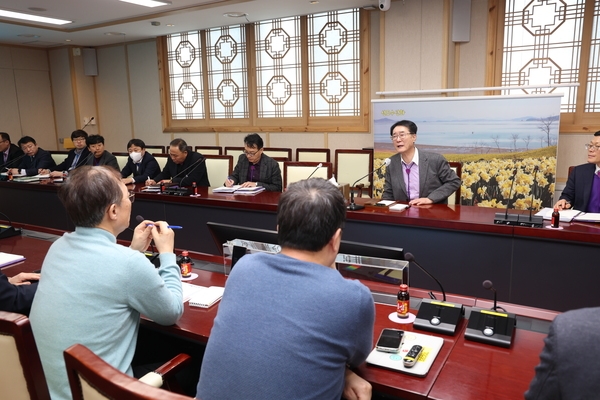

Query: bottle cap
left=182, top=250, right=189, bottom=256
left=399, top=284, right=408, bottom=290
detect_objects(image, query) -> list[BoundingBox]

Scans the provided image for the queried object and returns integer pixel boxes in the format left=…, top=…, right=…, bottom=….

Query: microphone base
left=347, top=203, right=365, bottom=211
left=493, top=212, right=519, bottom=226
left=0, top=225, right=22, bottom=240
left=517, top=214, right=543, bottom=228
left=143, top=251, right=160, bottom=268
left=465, top=307, right=516, bottom=348
left=413, top=299, right=464, bottom=336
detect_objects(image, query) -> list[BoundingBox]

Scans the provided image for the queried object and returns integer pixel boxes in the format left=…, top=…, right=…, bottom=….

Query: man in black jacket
left=0, top=132, right=24, bottom=171
left=42, top=130, right=91, bottom=177
left=9, top=136, right=56, bottom=176
left=147, top=138, right=210, bottom=187
left=0, top=270, right=39, bottom=316
left=121, top=138, right=160, bottom=184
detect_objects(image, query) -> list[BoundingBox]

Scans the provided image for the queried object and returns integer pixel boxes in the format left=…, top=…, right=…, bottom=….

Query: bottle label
left=397, top=300, right=409, bottom=318
left=180, top=262, right=192, bottom=277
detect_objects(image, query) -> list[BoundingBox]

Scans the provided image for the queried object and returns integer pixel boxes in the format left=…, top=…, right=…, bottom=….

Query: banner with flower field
left=372, top=94, right=561, bottom=209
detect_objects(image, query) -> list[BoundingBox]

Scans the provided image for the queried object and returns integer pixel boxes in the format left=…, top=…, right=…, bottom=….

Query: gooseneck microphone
left=0, top=211, right=22, bottom=239
left=172, top=155, right=206, bottom=187
left=81, top=117, right=95, bottom=130
left=2, top=152, right=28, bottom=171
left=405, top=252, right=464, bottom=335
left=347, top=158, right=391, bottom=211
left=493, top=167, right=520, bottom=225
left=306, top=163, right=323, bottom=180
left=482, top=280, right=506, bottom=312
left=517, top=166, right=543, bottom=228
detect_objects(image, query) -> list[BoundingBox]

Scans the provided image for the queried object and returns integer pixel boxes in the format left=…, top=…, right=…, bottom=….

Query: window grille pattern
left=586, top=1, right=600, bottom=112
left=168, top=31, right=204, bottom=119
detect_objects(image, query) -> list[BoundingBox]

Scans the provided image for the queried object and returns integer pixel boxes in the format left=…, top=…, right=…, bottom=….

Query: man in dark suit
left=0, top=132, right=24, bottom=171
left=120, top=138, right=160, bottom=184
left=147, top=138, right=210, bottom=186
left=224, top=133, right=282, bottom=192
left=382, top=120, right=460, bottom=205
left=9, top=136, right=56, bottom=176
left=525, top=307, right=600, bottom=399
left=42, top=130, right=91, bottom=177
left=0, top=270, right=39, bottom=316
left=554, top=130, right=600, bottom=212
left=85, top=134, right=120, bottom=171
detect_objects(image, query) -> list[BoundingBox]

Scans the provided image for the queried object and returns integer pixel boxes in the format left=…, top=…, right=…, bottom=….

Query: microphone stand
left=493, top=167, right=520, bottom=225
left=347, top=159, right=390, bottom=211
left=0, top=211, right=22, bottom=239
left=517, top=166, right=543, bottom=227
left=306, top=163, right=322, bottom=180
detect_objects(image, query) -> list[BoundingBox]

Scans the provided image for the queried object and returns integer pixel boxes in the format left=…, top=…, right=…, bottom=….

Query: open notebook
left=182, top=282, right=225, bottom=308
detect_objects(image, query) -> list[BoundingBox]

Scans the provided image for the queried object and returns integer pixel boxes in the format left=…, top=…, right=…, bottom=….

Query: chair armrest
left=143, top=353, right=192, bottom=394
left=154, top=353, right=192, bottom=377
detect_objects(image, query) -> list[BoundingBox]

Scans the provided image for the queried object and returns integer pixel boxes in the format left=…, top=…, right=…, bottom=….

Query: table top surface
left=1, top=232, right=546, bottom=399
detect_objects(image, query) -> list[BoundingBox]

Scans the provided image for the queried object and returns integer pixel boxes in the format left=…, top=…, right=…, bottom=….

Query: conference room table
left=1, top=231, right=550, bottom=399
left=2, top=179, right=599, bottom=312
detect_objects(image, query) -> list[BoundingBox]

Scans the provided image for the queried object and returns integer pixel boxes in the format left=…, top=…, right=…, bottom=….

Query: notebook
left=188, top=286, right=225, bottom=308
left=0, top=252, right=26, bottom=268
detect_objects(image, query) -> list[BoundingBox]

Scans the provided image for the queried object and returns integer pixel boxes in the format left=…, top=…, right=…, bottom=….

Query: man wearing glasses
left=147, top=138, right=210, bottom=187
left=554, top=130, right=600, bottom=212
left=40, top=130, right=91, bottom=177
left=9, top=136, right=56, bottom=176
left=30, top=166, right=182, bottom=400
left=0, top=132, right=24, bottom=171
left=224, top=133, right=282, bottom=192
left=382, top=120, right=460, bottom=205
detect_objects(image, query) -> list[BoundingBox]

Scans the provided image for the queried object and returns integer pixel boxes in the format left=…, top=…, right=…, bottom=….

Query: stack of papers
left=212, top=185, right=265, bottom=195
left=0, top=252, right=26, bottom=268
left=535, top=207, right=600, bottom=223
left=181, top=282, right=225, bottom=308
left=12, top=174, right=50, bottom=182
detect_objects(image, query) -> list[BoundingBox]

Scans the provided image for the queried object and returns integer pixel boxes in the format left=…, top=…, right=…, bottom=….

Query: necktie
left=405, top=167, right=411, bottom=200
left=589, top=171, right=600, bottom=213
left=3, top=152, right=7, bottom=163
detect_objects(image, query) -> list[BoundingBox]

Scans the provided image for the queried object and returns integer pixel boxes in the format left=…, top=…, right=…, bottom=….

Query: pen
left=145, top=223, right=183, bottom=229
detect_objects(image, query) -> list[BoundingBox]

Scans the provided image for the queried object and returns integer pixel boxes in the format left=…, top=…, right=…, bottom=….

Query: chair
left=144, top=145, right=166, bottom=154
left=113, top=152, right=130, bottom=172
left=64, top=343, right=192, bottom=400
left=263, top=147, right=291, bottom=160
left=194, top=146, right=222, bottom=155
left=224, top=147, right=244, bottom=162
left=296, top=148, right=331, bottom=163
left=0, top=311, right=51, bottom=400
left=50, top=151, right=70, bottom=166
left=334, top=149, right=374, bottom=197
left=283, top=161, right=332, bottom=189
left=448, top=161, right=462, bottom=206
left=153, top=153, right=169, bottom=171
left=204, top=155, right=233, bottom=187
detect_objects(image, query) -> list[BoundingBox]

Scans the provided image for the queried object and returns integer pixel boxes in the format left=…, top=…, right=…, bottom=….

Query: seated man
left=42, top=129, right=91, bottom=176
left=0, top=132, right=24, bottom=171
left=525, top=307, right=600, bottom=399
left=30, top=166, right=183, bottom=400
left=146, top=138, right=210, bottom=187
left=224, top=133, right=282, bottom=192
left=554, top=130, right=600, bottom=212
left=196, top=178, right=374, bottom=400
left=120, top=138, right=160, bottom=184
left=382, top=120, right=460, bottom=205
left=9, top=136, right=56, bottom=176
left=85, top=134, right=119, bottom=171
left=0, top=270, right=39, bottom=315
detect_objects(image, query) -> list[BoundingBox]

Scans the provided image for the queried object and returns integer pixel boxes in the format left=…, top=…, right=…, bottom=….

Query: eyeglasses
left=73, top=137, right=86, bottom=142
left=391, top=133, right=414, bottom=141
left=585, top=144, right=600, bottom=152
left=244, top=149, right=260, bottom=157
left=128, top=190, right=135, bottom=203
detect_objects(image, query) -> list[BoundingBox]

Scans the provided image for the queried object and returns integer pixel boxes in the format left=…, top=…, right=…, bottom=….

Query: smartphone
left=403, top=345, right=423, bottom=368
left=231, top=245, right=247, bottom=269
left=375, top=328, right=404, bottom=353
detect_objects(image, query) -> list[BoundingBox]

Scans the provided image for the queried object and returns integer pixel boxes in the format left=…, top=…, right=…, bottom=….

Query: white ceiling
left=0, top=0, right=379, bottom=48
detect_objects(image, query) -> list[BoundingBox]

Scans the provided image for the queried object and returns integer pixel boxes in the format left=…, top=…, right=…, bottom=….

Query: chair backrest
left=64, top=344, right=190, bottom=400
left=283, top=161, right=333, bottom=189
left=145, top=145, right=166, bottom=154
left=49, top=151, right=69, bottom=166
left=448, top=161, right=462, bottom=206
left=263, top=147, right=291, bottom=160
left=335, top=149, right=374, bottom=197
left=204, top=155, right=233, bottom=187
left=153, top=153, right=169, bottom=171
left=113, top=152, right=130, bottom=172
left=568, top=165, right=575, bottom=177
left=224, top=147, right=244, bottom=162
left=0, top=311, right=51, bottom=400
left=296, top=148, right=331, bottom=163
left=195, top=146, right=222, bottom=155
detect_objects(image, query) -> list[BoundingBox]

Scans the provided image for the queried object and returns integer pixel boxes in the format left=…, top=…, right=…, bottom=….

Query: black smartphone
left=375, top=328, right=404, bottom=353
left=231, top=245, right=247, bottom=269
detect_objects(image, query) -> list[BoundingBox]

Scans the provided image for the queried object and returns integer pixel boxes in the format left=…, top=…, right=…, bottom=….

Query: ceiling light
left=104, top=32, right=126, bottom=36
left=0, top=9, right=72, bottom=25
left=310, top=1, right=319, bottom=4
left=119, top=0, right=172, bottom=7
left=224, top=12, right=248, bottom=18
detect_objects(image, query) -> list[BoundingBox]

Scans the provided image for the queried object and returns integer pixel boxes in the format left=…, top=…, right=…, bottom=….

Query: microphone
left=306, top=163, right=322, bottom=180
left=405, top=252, right=464, bottom=335
left=517, top=166, right=543, bottom=228
left=75, top=151, right=95, bottom=169
left=465, top=279, right=516, bottom=348
left=81, top=117, right=94, bottom=130
left=2, top=152, right=28, bottom=171
left=0, top=211, right=22, bottom=240
left=493, top=166, right=520, bottom=225
left=171, top=155, right=206, bottom=187
left=347, top=158, right=390, bottom=211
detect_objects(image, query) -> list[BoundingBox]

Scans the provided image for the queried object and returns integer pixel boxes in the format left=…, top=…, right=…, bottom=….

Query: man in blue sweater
left=30, top=166, right=183, bottom=400
left=197, top=178, right=375, bottom=400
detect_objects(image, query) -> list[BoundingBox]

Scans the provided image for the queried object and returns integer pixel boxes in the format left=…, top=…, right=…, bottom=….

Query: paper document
left=212, top=185, right=265, bottom=195
left=188, top=286, right=225, bottom=308
left=389, top=203, right=410, bottom=211
left=0, top=252, right=26, bottom=268
left=535, top=208, right=583, bottom=222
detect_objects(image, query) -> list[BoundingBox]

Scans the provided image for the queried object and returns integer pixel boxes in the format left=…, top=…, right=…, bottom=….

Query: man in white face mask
left=121, top=139, right=160, bottom=185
